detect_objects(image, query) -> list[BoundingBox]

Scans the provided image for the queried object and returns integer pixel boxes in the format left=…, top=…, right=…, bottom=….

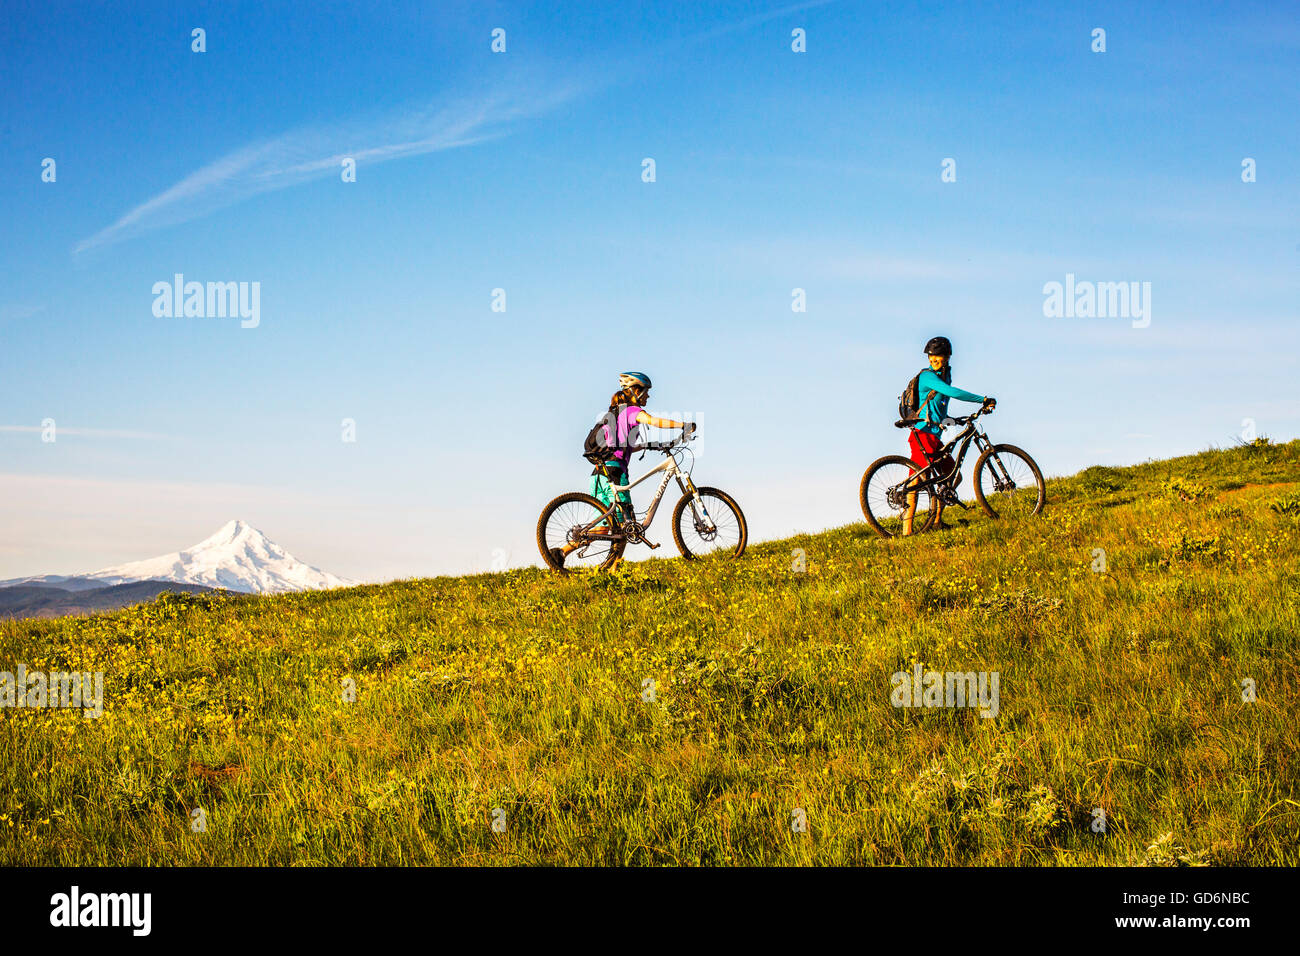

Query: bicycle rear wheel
left=671, top=487, right=747, bottom=559
left=536, top=492, right=626, bottom=572
left=973, top=444, right=1045, bottom=520
left=860, top=455, right=937, bottom=538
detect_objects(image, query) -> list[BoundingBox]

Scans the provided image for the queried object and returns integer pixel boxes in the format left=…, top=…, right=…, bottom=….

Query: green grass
left=3, top=440, right=1298, bottom=865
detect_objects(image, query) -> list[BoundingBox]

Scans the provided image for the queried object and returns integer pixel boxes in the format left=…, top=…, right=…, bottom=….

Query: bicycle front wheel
left=973, top=444, right=1045, bottom=520
left=536, top=492, right=626, bottom=572
left=860, top=455, right=936, bottom=538
left=672, top=487, right=747, bottom=559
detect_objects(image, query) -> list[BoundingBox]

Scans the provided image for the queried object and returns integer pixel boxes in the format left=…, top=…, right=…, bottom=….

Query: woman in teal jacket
left=904, top=336, right=995, bottom=534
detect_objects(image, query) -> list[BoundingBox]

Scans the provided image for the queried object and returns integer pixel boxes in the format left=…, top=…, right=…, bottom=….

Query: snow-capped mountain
left=0, top=520, right=353, bottom=594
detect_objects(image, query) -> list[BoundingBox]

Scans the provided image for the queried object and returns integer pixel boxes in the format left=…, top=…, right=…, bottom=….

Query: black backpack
left=895, top=368, right=943, bottom=429
left=583, top=405, right=634, bottom=465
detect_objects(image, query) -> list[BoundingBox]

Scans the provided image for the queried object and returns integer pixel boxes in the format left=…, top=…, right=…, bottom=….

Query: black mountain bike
left=860, top=406, right=1045, bottom=537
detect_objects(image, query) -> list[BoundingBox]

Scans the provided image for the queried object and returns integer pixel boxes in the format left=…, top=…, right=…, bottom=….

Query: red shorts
left=908, top=429, right=954, bottom=475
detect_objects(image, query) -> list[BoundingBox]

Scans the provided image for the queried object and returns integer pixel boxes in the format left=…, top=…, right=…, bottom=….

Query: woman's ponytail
left=609, top=386, right=648, bottom=411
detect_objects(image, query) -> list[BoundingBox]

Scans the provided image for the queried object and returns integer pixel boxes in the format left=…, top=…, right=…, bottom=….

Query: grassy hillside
left=3, top=440, right=1298, bottom=866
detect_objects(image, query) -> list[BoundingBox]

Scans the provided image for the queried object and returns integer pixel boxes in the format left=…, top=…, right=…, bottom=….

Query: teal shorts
left=589, top=461, right=632, bottom=513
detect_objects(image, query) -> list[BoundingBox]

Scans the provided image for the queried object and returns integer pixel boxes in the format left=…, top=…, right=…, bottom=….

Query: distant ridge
left=0, top=580, right=221, bottom=619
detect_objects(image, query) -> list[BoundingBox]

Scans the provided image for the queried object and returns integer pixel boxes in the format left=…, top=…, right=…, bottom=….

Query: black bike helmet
left=924, top=336, right=952, bottom=356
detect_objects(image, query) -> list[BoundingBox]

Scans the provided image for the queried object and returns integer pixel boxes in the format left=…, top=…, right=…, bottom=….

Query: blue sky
left=2, top=0, right=1297, bottom=582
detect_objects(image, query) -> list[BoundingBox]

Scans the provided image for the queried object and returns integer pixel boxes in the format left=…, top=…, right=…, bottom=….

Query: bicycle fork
left=677, top=475, right=718, bottom=535
left=982, top=448, right=1018, bottom=492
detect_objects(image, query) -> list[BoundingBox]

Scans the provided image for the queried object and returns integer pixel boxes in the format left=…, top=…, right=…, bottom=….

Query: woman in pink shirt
left=588, top=372, right=687, bottom=526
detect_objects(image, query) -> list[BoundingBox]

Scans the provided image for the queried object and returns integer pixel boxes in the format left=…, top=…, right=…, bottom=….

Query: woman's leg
left=610, top=463, right=635, bottom=523
left=588, top=462, right=626, bottom=528
left=561, top=466, right=617, bottom=556
left=903, top=430, right=930, bottom=535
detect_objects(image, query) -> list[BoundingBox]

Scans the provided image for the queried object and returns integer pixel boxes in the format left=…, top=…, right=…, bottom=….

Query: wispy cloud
left=677, top=0, right=840, bottom=45
left=74, top=77, right=583, bottom=254
left=72, top=2, right=833, bottom=255
left=717, top=237, right=1060, bottom=282
left=0, top=304, right=48, bottom=325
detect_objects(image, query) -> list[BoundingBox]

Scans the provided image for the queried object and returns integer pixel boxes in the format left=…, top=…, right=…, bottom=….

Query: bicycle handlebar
left=641, top=425, right=696, bottom=453
left=945, top=403, right=995, bottom=427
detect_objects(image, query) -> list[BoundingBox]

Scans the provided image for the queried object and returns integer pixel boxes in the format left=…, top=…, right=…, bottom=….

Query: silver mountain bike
left=537, top=430, right=747, bottom=572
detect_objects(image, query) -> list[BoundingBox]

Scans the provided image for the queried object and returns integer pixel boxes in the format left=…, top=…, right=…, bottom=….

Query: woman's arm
left=920, top=370, right=986, bottom=404
left=636, top=411, right=685, bottom=429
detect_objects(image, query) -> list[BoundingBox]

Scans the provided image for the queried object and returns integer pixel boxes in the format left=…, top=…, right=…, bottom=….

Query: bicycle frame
left=900, top=412, right=997, bottom=502
left=580, top=443, right=716, bottom=541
